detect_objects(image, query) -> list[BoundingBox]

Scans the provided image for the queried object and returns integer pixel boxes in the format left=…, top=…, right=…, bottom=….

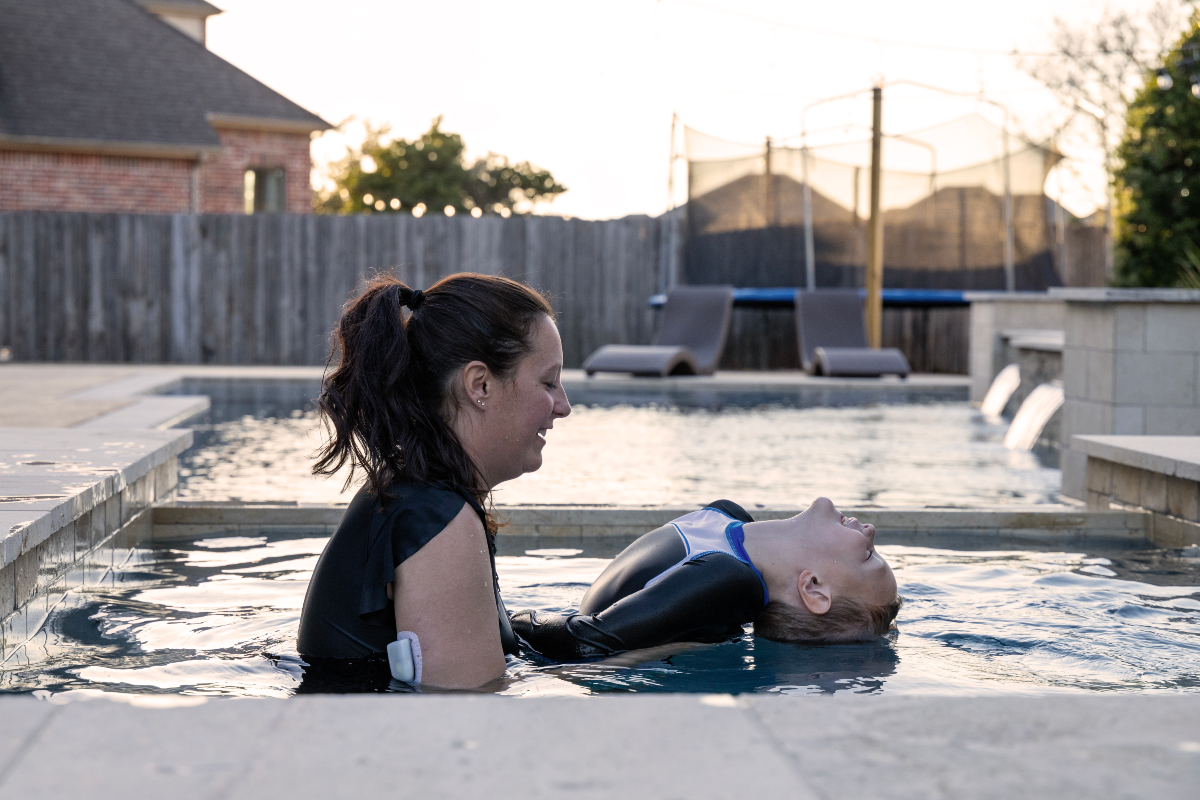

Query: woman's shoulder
left=376, top=480, right=484, bottom=566
left=384, top=479, right=477, bottom=512
left=369, top=479, right=484, bottom=532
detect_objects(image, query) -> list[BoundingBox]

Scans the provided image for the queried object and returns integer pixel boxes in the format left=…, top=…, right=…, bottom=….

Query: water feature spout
left=980, top=363, right=1020, bottom=417
left=1004, top=380, right=1064, bottom=450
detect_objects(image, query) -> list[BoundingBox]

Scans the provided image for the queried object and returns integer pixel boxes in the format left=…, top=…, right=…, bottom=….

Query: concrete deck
left=0, top=693, right=1196, bottom=799
left=0, top=428, right=190, bottom=569
left=0, top=363, right=326, bottom=429
left=1074, top=435, right=1200, bottom=483
left=0, top=363, right=972, bottom=430
left=573, top=369, right=970, bottom=391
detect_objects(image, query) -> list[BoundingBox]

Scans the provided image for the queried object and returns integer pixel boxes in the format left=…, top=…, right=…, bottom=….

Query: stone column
left=965, top=292, right=1065, bottom=403
left=1059, top=288, right=1200, bottom=499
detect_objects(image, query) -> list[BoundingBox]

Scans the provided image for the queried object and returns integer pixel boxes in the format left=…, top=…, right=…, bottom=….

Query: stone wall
left=965, top=292, right=1066, bottom=402
left=1077, top=435, right=1200, bottom=548
left=1084, top=457, right=1199, bottom=547
left=1060, top=289, right=1200, bottom=499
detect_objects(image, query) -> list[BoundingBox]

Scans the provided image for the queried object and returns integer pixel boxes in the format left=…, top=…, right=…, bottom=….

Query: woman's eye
left=545, top=382, right=558, bottom=390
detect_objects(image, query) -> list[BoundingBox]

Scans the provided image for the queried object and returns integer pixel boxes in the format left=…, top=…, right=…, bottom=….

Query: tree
left=1017, top=2, right=1187, bottom=280
left=1114, top=15, right=1200, bottom=286
left=319, top=117, right=566, bottom=216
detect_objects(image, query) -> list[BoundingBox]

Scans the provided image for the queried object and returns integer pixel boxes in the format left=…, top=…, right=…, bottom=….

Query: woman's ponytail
left=315, top=276, right=417, bottom=496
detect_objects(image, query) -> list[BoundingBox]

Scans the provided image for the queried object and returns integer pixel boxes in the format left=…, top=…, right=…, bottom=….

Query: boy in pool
left=510, top=498, right=901, bottom=660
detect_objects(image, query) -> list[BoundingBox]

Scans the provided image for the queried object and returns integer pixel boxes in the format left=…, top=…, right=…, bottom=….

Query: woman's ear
left=460, top=360, right=491, bottom=410
left=797, top=569, right=831, bottom=616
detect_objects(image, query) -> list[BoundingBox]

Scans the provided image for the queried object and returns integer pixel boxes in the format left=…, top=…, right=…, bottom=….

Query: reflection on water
left=3, top=531, right=1198, bottom=700
left=171, top=380, right=1060, bottom=508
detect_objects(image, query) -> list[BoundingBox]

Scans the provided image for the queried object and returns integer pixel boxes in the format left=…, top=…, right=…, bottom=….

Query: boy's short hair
left=753, top=594, right=902, bottom=644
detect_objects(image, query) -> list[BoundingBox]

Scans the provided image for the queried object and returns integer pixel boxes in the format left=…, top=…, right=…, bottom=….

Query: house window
left=244, top=168, right=286, bottom=214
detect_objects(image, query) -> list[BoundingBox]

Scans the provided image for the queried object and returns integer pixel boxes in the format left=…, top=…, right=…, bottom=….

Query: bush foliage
left=1114, top=17, right=1200, bottom=286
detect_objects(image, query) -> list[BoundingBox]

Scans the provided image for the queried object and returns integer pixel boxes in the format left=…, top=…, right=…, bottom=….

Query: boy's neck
left=741, top=519, right=801, bottom=607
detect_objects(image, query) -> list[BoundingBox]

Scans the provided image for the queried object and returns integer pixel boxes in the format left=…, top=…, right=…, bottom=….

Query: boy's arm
left=510, top=555, right=764, bottom=661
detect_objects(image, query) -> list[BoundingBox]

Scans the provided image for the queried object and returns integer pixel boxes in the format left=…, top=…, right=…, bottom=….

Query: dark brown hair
left=313, top=272, right=554, bottom=514
left=753, top=594, right=902, bottom=644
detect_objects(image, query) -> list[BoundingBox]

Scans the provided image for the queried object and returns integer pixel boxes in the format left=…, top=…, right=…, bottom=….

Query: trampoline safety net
left=684, top=114, right=1064, bottom=291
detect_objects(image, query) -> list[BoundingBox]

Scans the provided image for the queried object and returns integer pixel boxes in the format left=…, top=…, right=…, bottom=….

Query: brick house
left=0, top=0, right=330, bottom=214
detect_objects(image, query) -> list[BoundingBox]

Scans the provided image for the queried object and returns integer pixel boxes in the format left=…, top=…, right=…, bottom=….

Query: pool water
left=3, top=530, right=1198, bottom=700
left=170, top=380, right=1061, bottom=508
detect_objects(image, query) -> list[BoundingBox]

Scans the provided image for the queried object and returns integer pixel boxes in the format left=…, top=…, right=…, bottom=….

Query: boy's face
left=792, top=497, right=897, bottom=607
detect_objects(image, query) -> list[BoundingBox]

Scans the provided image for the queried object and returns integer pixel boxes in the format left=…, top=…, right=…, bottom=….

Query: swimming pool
left=168, top=379, right=1061, bottom=508
left=2, top=528, right=1197, bottom=699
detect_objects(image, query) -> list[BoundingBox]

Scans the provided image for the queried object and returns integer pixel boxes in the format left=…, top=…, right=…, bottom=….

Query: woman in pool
left=296, top=272, right=570, bottom=688
left=510, top=497, right=901, bottom=660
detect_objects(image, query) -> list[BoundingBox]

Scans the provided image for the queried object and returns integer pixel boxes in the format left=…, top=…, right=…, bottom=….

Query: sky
left=206, top=0, right=1185, bottom=220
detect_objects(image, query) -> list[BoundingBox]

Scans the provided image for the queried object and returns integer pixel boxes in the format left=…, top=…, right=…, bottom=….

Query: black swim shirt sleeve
left=511, top=554, right=766, bottom=660
left=358, top=485, right=469, bottom=626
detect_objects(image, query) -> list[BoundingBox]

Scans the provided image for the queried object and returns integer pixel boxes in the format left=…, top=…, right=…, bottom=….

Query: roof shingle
left=0, top=0, right=329, bottom=151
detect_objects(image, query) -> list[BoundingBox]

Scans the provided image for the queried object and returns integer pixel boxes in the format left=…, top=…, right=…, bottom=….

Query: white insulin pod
left=387, top=631, right=423, bottom=685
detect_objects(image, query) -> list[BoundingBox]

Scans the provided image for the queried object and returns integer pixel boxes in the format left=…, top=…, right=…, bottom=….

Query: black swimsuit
left=510, top=500, right=767, bottom=660
left=297, top=480, right=517, bottom=659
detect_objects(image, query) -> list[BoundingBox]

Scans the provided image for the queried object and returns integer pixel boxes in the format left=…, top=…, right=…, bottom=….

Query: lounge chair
left=795, top=289, right=910, bottom=378
left=583, top=285, right=734, bottom=377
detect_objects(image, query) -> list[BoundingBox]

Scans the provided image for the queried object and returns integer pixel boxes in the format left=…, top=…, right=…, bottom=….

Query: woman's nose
left=555, top=386, right=571, bottom=418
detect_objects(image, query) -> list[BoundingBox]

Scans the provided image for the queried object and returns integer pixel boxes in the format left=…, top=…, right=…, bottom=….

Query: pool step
left=151, top=502, right=1153, bottom=545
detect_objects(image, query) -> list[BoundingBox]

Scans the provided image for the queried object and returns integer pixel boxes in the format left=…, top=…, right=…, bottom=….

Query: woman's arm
left=392, top=502, right=506, bottom=688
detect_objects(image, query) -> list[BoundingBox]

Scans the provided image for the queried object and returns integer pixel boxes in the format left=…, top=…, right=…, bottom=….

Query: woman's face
left=476, top=314, right=571, bottom=487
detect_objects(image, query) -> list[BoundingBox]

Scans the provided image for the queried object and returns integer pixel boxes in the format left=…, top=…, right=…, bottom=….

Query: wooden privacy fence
left=0, top=211, right=683, bottom=368
left=0, top=210, right=966, bottom=372
left=719, top=305, right=967, bottom=374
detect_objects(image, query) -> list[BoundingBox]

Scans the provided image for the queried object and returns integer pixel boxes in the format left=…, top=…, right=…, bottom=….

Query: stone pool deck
left=0, top=362, right=973, bottom=429
left=0, top=693, right=1197, bottom=799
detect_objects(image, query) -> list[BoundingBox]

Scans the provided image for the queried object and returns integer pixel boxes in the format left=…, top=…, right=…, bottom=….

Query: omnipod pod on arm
left=387, top=631, right=423, bottom=684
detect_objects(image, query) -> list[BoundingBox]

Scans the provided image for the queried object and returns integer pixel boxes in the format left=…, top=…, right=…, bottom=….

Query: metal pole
left=764, top=136, right=774, bottom=227
left=865, top=85, right=884, bottom=349
left=853, top=165, right=862, bottom=271
left=1003, top=124, right=1014, bottom=292
left=1102, top=119, right=1113, bottom=284
left=802, top=146, right=815, bottom=290
left=666, top=112, right=677, bottom=212
left=1055, top=191, right=1067, bottom=284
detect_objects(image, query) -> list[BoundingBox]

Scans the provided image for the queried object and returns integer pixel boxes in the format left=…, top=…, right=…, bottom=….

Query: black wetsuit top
left=510, top=500, right=767, bottom=660
left=297, top=480, right=518, bottom=659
